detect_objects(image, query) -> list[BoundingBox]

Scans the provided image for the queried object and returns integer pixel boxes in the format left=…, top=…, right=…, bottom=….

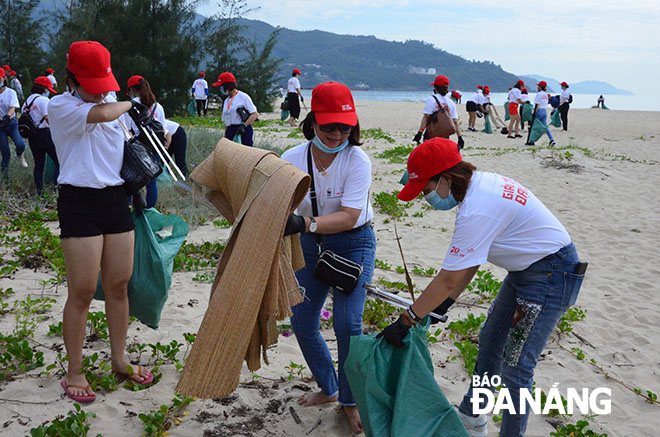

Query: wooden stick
left=393, top=219, right=415, bottom=302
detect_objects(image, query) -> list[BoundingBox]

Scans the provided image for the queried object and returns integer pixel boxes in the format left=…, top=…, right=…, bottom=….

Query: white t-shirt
left=508, top=88, right=522, bottom=104
left=423, top=93, right=458, bottom=120
left=534, top=92, right=549, bottom=108
left=47, top=74, right=57, bottom=88
left=520, top=94, right=531, bottom=103
left=0, top=87, right=20, bottom=118
left=560, top=89, right=570, bottom=105
left=442, top=172, right=571, bottom=272
left=48, top=92, right=125, bottom=188
left=21, top=94, right=50, bottom=128
left=222, top=91, right=257, bottom=126
left=282, top=142, right=374, bottom=228
left=11, top=78, right=22, bottom=92
left=124, top=97, right=169, bottom=136
left=287, top=77, right=301, bottom=93
left=164, top=118, right=180, bottom=135
left=192, top=78, right=208, bottom=100
left=468, top=90, right=483, bottom=104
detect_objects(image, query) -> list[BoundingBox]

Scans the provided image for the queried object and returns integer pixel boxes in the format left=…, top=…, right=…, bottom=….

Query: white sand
left=1, top=104, right=659, bottom=436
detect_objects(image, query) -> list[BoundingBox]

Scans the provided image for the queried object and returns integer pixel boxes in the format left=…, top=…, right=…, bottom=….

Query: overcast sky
left=197, top=0, right=660, bottom=95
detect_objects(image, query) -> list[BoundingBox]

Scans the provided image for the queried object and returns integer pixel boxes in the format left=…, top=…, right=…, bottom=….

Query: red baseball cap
left=537, top=81, right=547, bottom=88
left=200, top=72, right=205, bottom=77
left=8, top=71, right=16, bottom=76
left=484, top=85, right=490, bottom=94
left=2, top=65, right=10, bottom=71
left=521, top=88, right=528, bottom=93
left=516, top=80, right=525, bottom=86
left=46, top=68, right=55, bottom=74
left=292, top=68, right=302, bottom=75
left=430, top=75, right=449, bottom=87
left=477, top=85, right=483, bottom=89
left=311, top=82, right=357, bottom=126
left=34, top=76, right=57, bottom=94
left=212, top=72, right=236, bottom=87
left=0, top=69, right=5, bottom=79
left=560, top=81, right=568, bottom=87
left=127, top=75, right=144, bottom=88
left=66, top=41, right=119, bottom=94
left=398, top=137, right=463, bottom=201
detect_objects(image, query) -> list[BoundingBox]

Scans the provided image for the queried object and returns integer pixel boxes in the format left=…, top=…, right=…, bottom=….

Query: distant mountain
left=521, top=74, right=633, bottom=95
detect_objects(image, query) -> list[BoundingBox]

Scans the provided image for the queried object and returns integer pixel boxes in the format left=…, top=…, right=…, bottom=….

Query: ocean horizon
left=297, top=90, right=656, bottom=112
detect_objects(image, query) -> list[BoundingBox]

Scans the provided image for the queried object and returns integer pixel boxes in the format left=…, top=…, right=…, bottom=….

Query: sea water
left=299, top=90, right=657, bottom=112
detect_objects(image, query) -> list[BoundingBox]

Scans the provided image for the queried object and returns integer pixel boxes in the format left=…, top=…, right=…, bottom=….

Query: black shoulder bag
left=307, top=143, right=363, bottom=295
left=18, top=96, right=46, bottom=138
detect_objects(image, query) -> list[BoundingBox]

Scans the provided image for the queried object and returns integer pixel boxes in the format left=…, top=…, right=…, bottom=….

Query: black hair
left=222, top=82, right=237, bottom=92
left=129, top=77, right=157, bottom=108
left=292, top=72, right=298, bottom=77
left=300, top=112, right=363, bottom=146
left=434, top=85, right=449, bottom=96
left=31, top=83, right=47, bottom=95
left=64, top=68, right=80, bottom=90
left=514, top=83, right=522, bottom=90
left=429, top=161, right=477, bottom=202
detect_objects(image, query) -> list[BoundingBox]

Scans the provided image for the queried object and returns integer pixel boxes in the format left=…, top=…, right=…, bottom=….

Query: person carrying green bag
left=526, top=81, right=556, bottom=146
left=550, top=108, right=561, bottom=127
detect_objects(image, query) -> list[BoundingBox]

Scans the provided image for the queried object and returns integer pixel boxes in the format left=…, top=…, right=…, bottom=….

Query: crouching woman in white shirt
left=281, top=82, right=376, bottom=435
left=379, top=138, right=586, bottom=437
left=48, top=41, right=154, bottom=403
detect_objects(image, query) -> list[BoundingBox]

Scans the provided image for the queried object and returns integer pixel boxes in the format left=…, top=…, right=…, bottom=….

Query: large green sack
left=95, top=208, right=189, bottom=329
left=550, top=109, right=561, bottom=127
left=44, top=155, right=57, bottom=185
left=345, top=318, right=469, bottom=437
left=504, top=102, right=510, bottom=121
left=481, top=114, right=493, bottom=133
left=280, top=109, right=290, bottom=121
left=187, top=100, right=196, bottom=116
left=521, top=103, right=534, bottom=123
left=529, top=117, right=550, bottom=143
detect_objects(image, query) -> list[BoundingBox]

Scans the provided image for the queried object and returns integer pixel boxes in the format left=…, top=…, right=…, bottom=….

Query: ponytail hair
left=129, top=77, right=157, bottom=108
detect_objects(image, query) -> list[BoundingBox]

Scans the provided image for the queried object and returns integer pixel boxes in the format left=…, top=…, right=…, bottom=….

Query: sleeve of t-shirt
left=294, top=78, right=301, bottom=90
left=441, top=213, right=502, bottom=271
left=8, top=90, right=19, bottom=108
left=37, top=96, right=49, bottom=116
left=340, top=151, right=372, bottom=210
left=48, top=97, right=95, bottom=136
left=243, top=93, right=257, bottom=113
left=423, top=96, right=437, bottom=115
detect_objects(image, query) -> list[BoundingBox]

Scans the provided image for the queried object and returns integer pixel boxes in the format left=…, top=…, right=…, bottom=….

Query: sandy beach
left=1, top=103, right=659, bottom=436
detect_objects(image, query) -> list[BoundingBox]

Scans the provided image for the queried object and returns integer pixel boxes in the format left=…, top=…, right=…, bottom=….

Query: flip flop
left=116, top=365, right=154, bottom=386
left=61, top=379, right=96, bottom=402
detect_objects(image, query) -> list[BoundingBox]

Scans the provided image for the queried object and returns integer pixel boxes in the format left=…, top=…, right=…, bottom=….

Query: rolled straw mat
left=177, top=138, right=310, bottom=398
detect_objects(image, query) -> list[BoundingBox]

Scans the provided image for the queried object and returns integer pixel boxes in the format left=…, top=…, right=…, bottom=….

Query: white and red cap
left=398, top=137, right=462, bottom=201
left=127, top=75, right=144, bottom=88
left=212, top=72, right=236, bottom=87
left=67, top=41, right=119, bottom=94
left=430, top=75, right=449, bottom=87
left=311, top=82, right=357, bottom=126
left=34, top=76, right=57, bottom=94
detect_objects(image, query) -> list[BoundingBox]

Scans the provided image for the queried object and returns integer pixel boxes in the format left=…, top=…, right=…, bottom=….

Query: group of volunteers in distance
left=3, top=40, right=587, bottom=437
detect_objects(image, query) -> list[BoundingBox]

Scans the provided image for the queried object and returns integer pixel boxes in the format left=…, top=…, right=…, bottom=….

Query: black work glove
left=128, top=101, right=150, bottom=126
left=430, top=297, right=455, bottom=324
left=284, top=214, right=306, bottom=236
left=457, top=136, right=465, bottom=150
left=0, top=114, right=10, bottom=129
left=413, top=131, right=423, bottom=144
left=300, top=96, right=304, bottom=102
left=376, top=314, right=411, bottom=348
left=133, top=190, right=147, bottom=217
left=236, top=123, right=247, bottom=136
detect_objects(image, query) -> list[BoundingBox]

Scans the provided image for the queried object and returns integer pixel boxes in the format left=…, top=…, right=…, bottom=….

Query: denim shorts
left=57, top=184, right=134, bottom=238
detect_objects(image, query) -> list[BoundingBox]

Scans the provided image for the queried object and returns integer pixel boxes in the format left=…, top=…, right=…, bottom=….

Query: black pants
left=195, top=99, right=207, bottom=116
left=287, top=92, right=301, bottom=119
left=168, top=126, right=188, bottom=176
left=28, top=128, right=59, bottom=193
left=559, top=103, right=569, bottom=130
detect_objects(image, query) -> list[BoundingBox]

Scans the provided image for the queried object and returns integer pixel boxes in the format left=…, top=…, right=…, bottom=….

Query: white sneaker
left=456, top=408, right=488, bottom=437
left=19, top=154, right=28, bottom=168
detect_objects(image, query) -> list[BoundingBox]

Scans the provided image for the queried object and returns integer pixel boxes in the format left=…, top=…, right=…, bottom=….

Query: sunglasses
left=318, top=123, right=352, bottom=134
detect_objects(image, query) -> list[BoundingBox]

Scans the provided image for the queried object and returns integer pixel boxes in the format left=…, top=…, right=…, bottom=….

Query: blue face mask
left=43, top=91, right=50, bottom=98
left=220, top=87, right=228, bottom=96
left=312, top=135, right=349, bottom=154
left=424, top=189, right=458, bottom=210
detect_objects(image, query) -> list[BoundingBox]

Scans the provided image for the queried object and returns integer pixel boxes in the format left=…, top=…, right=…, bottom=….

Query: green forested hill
left=237, top=19, right=520, bottom=92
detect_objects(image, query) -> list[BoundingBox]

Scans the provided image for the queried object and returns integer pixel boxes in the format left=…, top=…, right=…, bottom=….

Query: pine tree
left=0, top=0, right=45, bottom=84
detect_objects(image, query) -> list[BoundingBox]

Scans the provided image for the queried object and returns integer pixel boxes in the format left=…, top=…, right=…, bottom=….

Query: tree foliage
left=0, top=0, right=45, bottom=84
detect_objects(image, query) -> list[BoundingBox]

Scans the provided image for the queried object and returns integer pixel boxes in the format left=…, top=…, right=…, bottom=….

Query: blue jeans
left=458, top=243, right=584, bottom=436
left=169, top=126, right=188, bottom=177
left=291, top=225, right=376, bottom=405
left=535, top=108, right=554, bottom=141
left=0, top=118, right=27, bottom=176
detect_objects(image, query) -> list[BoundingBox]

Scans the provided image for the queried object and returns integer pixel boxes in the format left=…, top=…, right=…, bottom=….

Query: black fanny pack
left=306, top=143, right=363, bottom=295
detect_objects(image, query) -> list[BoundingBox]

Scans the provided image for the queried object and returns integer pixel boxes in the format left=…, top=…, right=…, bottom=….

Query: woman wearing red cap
left=21, top=76, right=60, bottom=193
left=558, top=81, right=570, bottom=131
left=126, top=75, right=170, bottom=207
left=212, top=72, right=258, bottom=146
left=191, top=72, right=209, bottom=117
left=529, top=81, right=556, bottom=147
left=414, top=75, right=463, bottom=148
left=466, top=86, right=487, bottom=132
left=379, top=137, right=585, bottom=437
left=9, top=71, right=24, bottom=102
left=45, top=68, right=58, bottom=89
left=48, top=41, right=154, bottom=403
left=451, top=90, right=462, bottom=104
left=286, top=68, right=304, bottom=126
left=0, top=68, right=29, bottom=173
left=281, top=82, right=376, bottom=434
left=506, top=80, right=525, bottom=138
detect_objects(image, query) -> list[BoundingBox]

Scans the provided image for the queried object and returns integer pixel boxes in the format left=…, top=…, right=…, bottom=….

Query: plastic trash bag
left=504, top=102, right=510, bottom=121
left=345, top=317, right=469, bottom=437
left=521, top=103, right=534, bottom=123
left=550, top=109, right=561, bottom=127
left=529, top=117, right=550, bottom=143
left=95, top=208, right=189, bottom=329
left=281, top=109, right=290, bottom=121
left=187, top=100, right=196, bottom=117
left=481, top=114, right=493, bottom=133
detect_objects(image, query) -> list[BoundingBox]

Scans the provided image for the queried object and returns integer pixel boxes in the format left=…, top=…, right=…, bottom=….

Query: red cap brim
left=77, top=73, right=120, bottom=94
left=212, top=81, right=222, bottom=87
left=315, top=111, right=357, bottom=126
left=397, top=179, right=428, bottom=201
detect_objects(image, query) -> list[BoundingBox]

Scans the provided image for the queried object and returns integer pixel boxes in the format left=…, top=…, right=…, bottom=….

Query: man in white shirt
left=414, top=74, right=463, bottom=148
left=191, top=72, right=209, bottom=117
left=558, top=81, right=570, bottom=131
